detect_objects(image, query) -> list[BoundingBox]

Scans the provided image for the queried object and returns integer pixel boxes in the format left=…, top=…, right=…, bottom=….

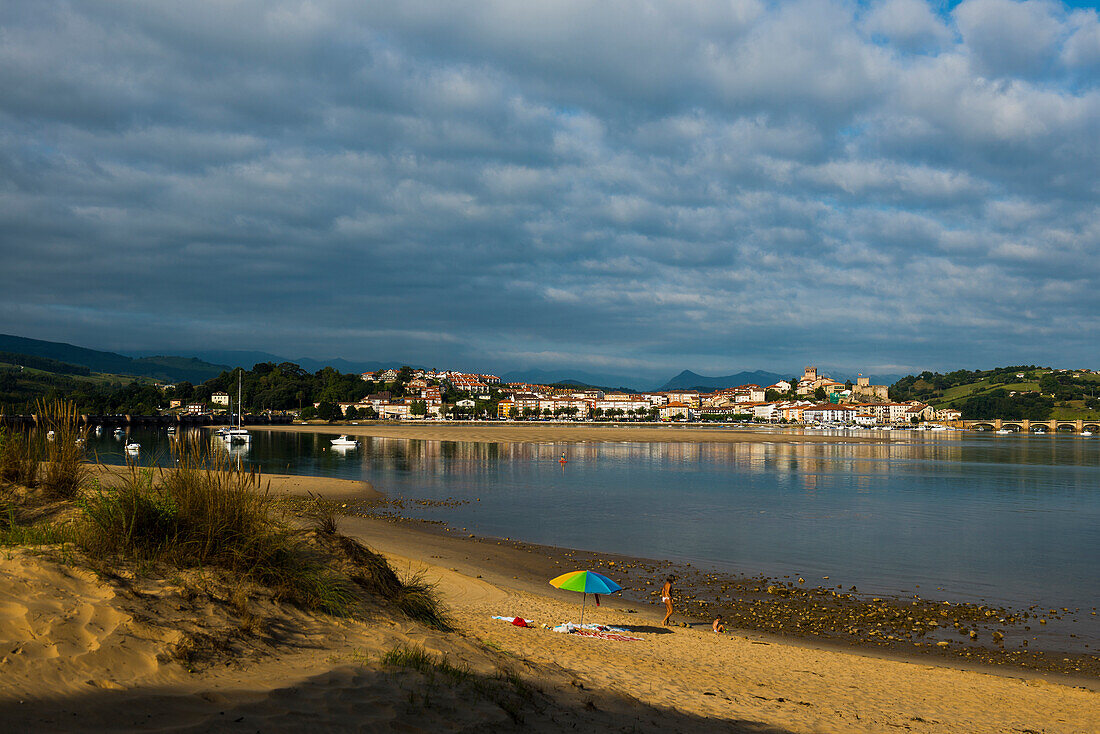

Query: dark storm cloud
left=1, top=0, right=1098, bottom=381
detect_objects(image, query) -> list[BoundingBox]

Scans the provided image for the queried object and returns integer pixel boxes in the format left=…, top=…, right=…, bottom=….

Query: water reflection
left=83, top=428, right=1100, bottom=631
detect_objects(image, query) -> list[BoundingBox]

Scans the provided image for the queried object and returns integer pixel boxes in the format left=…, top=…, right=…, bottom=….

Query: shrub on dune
left=80, top=437, right=356, bottom=615
left=37, top=399, right=91, bottom=499
left=0, top=424, right=41, bottom=488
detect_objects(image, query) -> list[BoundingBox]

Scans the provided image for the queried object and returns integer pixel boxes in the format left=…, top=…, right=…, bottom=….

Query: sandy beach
left=2, top=474, right=1096, bottom=733
left=248, top=422, right=892, bottom=444
left=90, top=464, right=384, bottom=500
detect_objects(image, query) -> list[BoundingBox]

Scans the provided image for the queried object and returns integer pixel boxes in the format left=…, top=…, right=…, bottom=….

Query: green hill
left=890, top=366, right=1100, bottom=420
left=0, top=334, right=228, bottom=384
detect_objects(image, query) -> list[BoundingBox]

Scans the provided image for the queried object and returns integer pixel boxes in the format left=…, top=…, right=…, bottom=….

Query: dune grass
left=0, top=400, right=91, bottom=497
left=36, top=399, right=92, bottom=499
left=0, top=410, right=450, bottom=626
left=316, top=519, right=452, bottom=630
left=0, top=424, right=41, bottom=487
left=79, top=437, right=358, bottom=615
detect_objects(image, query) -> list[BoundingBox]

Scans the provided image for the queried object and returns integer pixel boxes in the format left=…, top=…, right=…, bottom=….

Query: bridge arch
left=1084, top=423, right=1100, bottom=433
left=971, top=422, right=996, bottom=432
left=1001, top=422, right=1025, bottom=432
left=1055, top=422, right=1079, bottom=432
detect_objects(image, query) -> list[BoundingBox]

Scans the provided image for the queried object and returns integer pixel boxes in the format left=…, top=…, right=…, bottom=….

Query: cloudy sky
left=2, top=0, right=1098, bottom=382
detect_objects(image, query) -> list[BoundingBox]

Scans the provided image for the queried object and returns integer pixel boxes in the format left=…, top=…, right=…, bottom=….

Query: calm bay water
left=90, top=426, right=1100, bottom=650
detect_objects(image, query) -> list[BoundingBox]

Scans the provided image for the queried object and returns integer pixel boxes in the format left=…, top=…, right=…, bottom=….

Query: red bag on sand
left=511, top=617, right=528, bottom=627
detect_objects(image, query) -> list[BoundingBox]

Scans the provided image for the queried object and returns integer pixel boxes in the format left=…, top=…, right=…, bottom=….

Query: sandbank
left=90, top=463, right=382, bottom=500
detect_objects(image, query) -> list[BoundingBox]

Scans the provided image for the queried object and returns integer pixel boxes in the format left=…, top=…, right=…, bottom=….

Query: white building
left=802, top=404, right=857, bottom=424
left=752, top=403, right=780, bottom=421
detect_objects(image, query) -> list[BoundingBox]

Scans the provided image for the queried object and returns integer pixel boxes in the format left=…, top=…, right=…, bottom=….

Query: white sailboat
left=223, top=370, right=251, bottom=444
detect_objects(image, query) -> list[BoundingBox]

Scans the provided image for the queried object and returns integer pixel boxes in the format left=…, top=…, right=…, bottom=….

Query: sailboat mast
left=237, top=369, right=242, bottom=430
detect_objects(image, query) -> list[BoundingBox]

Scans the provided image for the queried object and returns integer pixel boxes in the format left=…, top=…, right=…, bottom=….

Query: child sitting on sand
left=712, top=615, right=725, bottom=633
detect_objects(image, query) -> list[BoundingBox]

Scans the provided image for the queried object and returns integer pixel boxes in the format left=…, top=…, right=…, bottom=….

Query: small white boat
left=1081, top=431, right=1093, bottom=436
left=124, top=442, right=140, bottom=453
left=330, top=435, right=358, bottom=447
left=995, top=429, right=1012, bottom=434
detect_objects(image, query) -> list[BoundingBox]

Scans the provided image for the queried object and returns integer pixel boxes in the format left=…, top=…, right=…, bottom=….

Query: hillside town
left=336, top=365, right=956, bottom=426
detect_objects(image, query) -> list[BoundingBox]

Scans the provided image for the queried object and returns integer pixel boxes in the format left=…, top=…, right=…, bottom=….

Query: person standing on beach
left=661, top=576, right=674, bottom=626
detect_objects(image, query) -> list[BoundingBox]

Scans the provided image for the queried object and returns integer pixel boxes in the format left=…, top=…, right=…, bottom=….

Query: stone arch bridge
left=951, top=419, right=1100, bottom=434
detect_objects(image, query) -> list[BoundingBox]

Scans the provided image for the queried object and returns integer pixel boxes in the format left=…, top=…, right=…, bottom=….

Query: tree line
left=0, top=362, right=422, bottom=416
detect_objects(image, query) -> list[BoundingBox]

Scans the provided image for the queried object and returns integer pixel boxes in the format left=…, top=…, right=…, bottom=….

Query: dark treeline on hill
left=0, top=351, right=91, bottom=376
left=956, top=391, right=1055, bottom=421
left=0, top=361, right=424, bottom=416
left=889, top=366, right=1045, bottom=402
left=189, top=363, right=385, bottom=412
left=0, top=334, right=228, bottom=383
left=0, top=366, right=165, bottom=415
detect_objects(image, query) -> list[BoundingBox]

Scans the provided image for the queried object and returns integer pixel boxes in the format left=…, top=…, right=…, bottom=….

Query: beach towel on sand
left=570, top=629, right=642, bottom=642
left=551, top=622, right=631, bottom=634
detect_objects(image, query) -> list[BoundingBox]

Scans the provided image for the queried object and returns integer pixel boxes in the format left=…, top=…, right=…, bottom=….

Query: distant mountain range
left=4, top=333, right=905, bottom=391
left=656, top=370, right=788, bottom=392
left=499, top=368, right=651, bottom=391
left=126, top=349, right=418, bottom=376
left=0, top=334, right=229, bottom=384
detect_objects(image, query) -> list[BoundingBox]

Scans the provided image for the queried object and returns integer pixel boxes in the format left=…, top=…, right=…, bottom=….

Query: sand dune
left=0, top=551, right=180, bottom=699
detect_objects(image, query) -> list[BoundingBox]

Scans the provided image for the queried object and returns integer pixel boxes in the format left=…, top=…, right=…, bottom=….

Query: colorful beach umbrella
left=549, top=570, right=622, bottom=625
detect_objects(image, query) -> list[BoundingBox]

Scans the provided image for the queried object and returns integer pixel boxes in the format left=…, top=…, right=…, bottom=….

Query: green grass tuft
left=0, top=521, right=74, bottom=546
left=381, top=643, right=471, bottom=683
